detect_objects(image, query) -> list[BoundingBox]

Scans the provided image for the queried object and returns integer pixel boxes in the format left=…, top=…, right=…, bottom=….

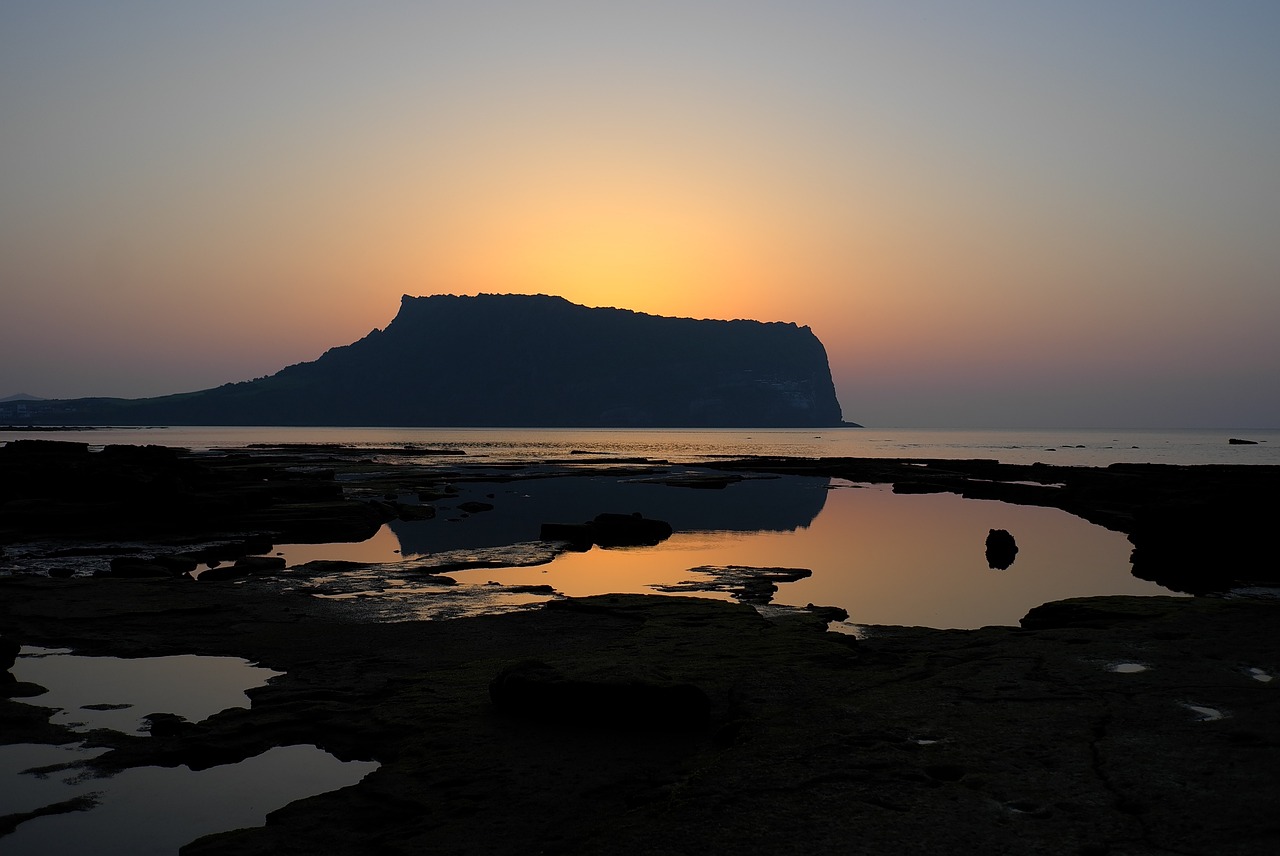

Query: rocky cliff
left=8, top=294, right=850, bottom=427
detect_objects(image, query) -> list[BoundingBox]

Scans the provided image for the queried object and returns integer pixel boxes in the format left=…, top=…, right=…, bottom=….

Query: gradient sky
left=3, top=1, right=1278, bottom=428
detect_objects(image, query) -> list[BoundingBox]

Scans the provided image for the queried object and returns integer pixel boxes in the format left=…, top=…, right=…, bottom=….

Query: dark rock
left=100, top=443, right=183, bottom=463
left=394, top=502, right=436, bottom=521
left=589, top=512, right=673, bottom=547
left=191, top=553, right=284, bottom=579
left=489, top=660, right=711, bottom=728
left=1228, top=438, right=1258, bottom=445
left=47, top=567, right=75, bottom=579
left=985, top=529, right=1018, bottom=570
left=539, top=512, right=672, bottom=549
left=203, top=537, right=276, bottom=562
left=1, top=679, right=49, bottom=699
left=654, top=565, right=812, bottom=605
left=1020, top=598, right=1166, bottom=630
left=804, top=603, right=850, bottom=623
left=539, top=522, right=595, bottom=547
left=0, top=439, right=89, bottom=459
left=415, top=574, right=458, bottom=586
left=417, top=485, right=457, bottom=502
left=457, top=501, right=494, bottom=514
left=144, top=712, right=199, bottom=738
left=148, top=554, right=200, bottom=575
left=1, top=635, right=19, bottom=671
left=0, top=794, right=98, bottom=837
left=197, top=564, right=254, bottom=581
left=105, top=557, right=179, bottom=578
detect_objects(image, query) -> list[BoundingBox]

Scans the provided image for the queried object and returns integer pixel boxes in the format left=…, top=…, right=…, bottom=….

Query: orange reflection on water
left=773, top=486, right=1163, bottom=628
left=275, top=524, right=414, bottom=566
left=454, top=484, right=1171, bottom=629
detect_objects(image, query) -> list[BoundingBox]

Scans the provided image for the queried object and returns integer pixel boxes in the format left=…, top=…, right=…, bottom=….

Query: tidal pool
left=0, top=743, right=378, bottom=856
left=276, top=480, right=1177, bottom=629
left=2, top=649, right=377, bottom=853
left=9, top=647, right=283, bottom=733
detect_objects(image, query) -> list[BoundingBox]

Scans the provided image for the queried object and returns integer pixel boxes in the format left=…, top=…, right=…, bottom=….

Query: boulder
left=985, top=529, right=1018, bottom=570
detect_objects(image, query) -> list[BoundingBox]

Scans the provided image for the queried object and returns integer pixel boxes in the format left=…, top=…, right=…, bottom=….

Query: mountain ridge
left=3, top=294, right=852, bottom=428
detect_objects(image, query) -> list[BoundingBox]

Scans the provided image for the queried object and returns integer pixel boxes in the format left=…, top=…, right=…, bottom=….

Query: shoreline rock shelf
left=0, top=579, right=1276, bottom=854
left=2, top=444, right=1279, bottom=853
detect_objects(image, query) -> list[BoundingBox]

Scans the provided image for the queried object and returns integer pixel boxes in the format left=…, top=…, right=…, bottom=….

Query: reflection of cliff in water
left=390, top=474, right=830, bottom=557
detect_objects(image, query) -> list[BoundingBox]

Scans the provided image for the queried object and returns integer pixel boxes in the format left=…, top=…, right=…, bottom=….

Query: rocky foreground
left=2, top=579, right=1278, bottom=855
left=2, top=442, right=1279, bottom=854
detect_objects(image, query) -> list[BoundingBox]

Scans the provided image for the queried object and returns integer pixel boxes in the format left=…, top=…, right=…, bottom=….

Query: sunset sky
left=3, top=2, right=1278, bottom=427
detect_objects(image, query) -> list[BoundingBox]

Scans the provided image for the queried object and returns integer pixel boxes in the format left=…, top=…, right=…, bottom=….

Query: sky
left=2, top=1, right=1278, bottom=428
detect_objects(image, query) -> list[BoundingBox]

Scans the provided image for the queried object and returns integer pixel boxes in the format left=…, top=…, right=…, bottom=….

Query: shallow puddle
left=0, top=743, right=377, bottom=856
left=1183, top=704, right=1226, bottom=722
left=9, top=647, right=283, bottom=732
left=2, top=649, right=376, bottom=853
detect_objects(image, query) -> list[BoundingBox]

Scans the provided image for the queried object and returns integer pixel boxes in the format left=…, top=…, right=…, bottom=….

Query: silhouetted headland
left=4, top=294, right=855, bottom=428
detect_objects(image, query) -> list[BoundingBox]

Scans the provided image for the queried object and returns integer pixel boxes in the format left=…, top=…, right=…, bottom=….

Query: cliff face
left=13, top=294, right=848, bottom=427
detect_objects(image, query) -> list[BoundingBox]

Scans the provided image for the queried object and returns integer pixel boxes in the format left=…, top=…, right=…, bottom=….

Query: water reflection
left=3, top=650, right=376, bottom=853
left=10, top=648, right=282, bottom=733
left=0, top=744, right=377, bottom=856
left=450, top=484, right=1173, bottom=629
left=277, top=472, right=831, bottom=564
left=277, top=478, right=1175, bottom=629
left=392, top=472, right=830, bottom=556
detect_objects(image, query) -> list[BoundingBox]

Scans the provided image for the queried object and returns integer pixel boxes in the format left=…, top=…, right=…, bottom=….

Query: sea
left=3, top=425, right=1278, bottom=467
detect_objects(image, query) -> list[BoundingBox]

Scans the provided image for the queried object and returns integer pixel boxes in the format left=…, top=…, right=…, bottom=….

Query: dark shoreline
left=3, top=442, right=1279, bottom=854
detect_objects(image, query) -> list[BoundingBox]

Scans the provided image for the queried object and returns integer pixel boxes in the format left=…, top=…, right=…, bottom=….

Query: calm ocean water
left=3, top=425, right=1277, bottom=466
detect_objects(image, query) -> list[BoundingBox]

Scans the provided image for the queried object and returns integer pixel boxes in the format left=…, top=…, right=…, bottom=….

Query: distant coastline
left=0, top=425, right=1275, bottom=467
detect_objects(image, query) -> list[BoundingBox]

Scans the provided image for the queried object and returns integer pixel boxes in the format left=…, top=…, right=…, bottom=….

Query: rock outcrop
left=7, top=294, right=849, bottom=428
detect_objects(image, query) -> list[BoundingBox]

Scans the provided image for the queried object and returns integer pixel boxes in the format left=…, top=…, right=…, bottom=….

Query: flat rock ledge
left=2, top=576, right=1277, bottom=855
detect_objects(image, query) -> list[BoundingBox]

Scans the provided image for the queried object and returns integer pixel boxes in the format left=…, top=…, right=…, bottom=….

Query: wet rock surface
left=2, top=444, right=1280, bottom=853
left=0, top=578, right=1277, bottom=855
left=0, top=439, right=391, bottom=550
